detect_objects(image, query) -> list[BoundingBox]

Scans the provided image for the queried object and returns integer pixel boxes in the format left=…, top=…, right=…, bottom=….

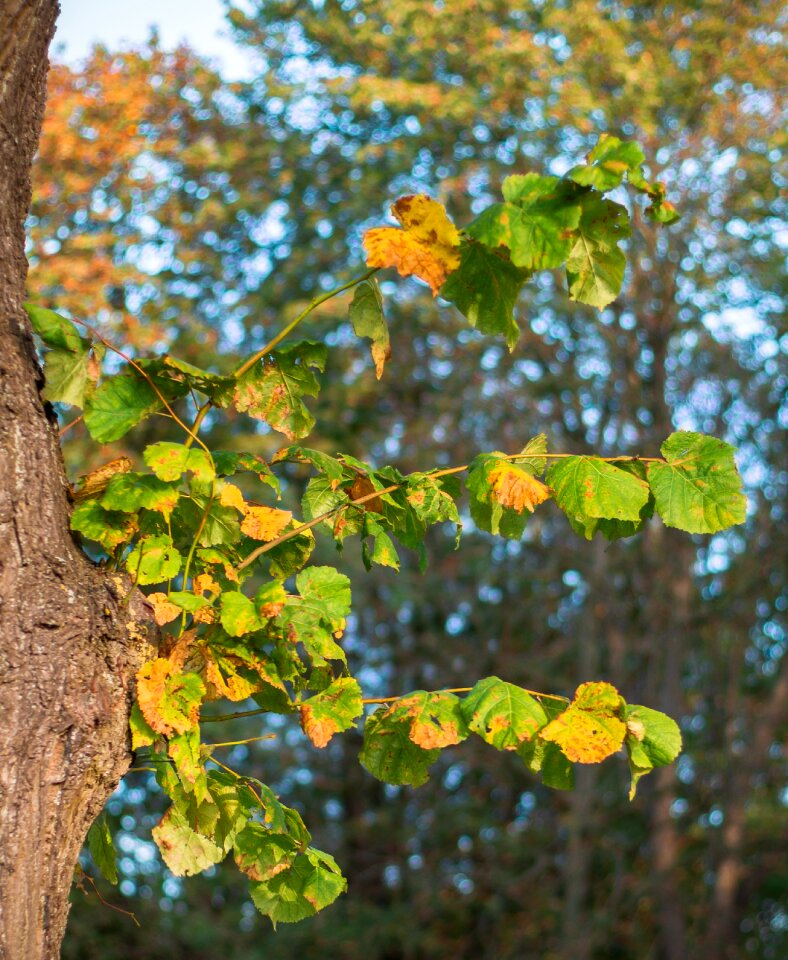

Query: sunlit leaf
left=349, top=279, right=390, bottom=378
left=364, top=194, right=461, bottom=295
left=540, top=681, right=626, bottom=763
left=647, top=432, right=746, bottom=533
left=299, top=677, right=363, bottom=748
left=462, top=677, right=548, bottom=751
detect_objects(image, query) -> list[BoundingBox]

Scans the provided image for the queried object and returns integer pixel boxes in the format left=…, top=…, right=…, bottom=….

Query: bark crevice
left=0, top=3, right=152, bottom=957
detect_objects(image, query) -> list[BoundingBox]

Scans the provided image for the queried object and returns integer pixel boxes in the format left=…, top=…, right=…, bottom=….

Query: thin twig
left=235, top=450, right=665, bottom=574
left=233, top=268, right=379, bottom=379
left=59, top=413, right=83, bottom=437
left=81, top=874, right=140, bottom=928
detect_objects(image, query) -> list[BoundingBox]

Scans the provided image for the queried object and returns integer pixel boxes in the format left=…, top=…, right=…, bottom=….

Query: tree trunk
left=0, top=3, right=153, bottom=957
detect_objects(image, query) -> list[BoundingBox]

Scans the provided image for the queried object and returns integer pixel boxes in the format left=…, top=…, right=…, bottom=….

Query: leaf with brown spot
left=400, top=692, right=468, bottom=750
left=363, top=194, right=461, bottom=295
left=299, top=677, right=363, bottom=748
left=346, top=474, right=383, bottom=514
left=136, top=657, right=205, bottom=736
left=241, top=506, right=293, bottom=542
left=461, top=677, right=548, bottom=751
left=540, top=681, right=626, bottom=764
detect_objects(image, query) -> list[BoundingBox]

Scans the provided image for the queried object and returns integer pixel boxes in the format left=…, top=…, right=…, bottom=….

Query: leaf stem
left=70, top=317, right=214, bottom=465
left=235, top=449, right=666, bottom=574
left=203, top=684, right=569, bottom=725
left=208, top=734, right=276, bottom=749
left=233, top=268, right=379, bottom=380
left=59, top=413, right=83, bottom=437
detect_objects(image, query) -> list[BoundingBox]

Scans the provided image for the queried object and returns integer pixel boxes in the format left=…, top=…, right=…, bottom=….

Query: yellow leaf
left=391, top=194, right=461, bottom=247
left=240, top=506, right=293, bottom=541
left=147, top=592, right=181, bottom=626
left=219, top=482, right=246, bottom=512
left=488, top=462, right=551, bottom=513
left=363, top=194, right=461, bottom=295
left=540, top=681, right=626, bottom=764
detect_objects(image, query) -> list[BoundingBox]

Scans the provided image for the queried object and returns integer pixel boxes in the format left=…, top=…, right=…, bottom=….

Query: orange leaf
left=147, top=592, right=181, bottom=626
left=363, top=194, right=461, bottom=295
left=136, top=658, right=204, bottom=736
left=488, top=462, right=551, bottom=513
left=240, top=506, right=293, bottom=541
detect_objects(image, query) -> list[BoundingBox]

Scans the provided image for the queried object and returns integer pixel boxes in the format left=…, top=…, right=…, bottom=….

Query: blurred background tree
left=28, top=1, right=785, bottom=958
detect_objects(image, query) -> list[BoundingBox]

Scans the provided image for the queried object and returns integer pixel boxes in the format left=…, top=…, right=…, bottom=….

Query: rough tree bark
left=0, top=3, right=153, bottom=958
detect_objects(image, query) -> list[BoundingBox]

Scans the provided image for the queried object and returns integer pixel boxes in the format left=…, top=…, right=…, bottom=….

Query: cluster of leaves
left=29, top=139, right=745, bottom=926
left=364, top=135, right=678, bottom=349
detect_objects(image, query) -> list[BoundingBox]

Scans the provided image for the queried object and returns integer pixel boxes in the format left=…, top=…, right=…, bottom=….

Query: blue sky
left=53, top=0, right=255, bottom=78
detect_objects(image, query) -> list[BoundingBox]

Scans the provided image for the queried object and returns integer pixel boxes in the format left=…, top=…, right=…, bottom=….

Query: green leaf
left=87, top=813, right=118, bottom=885
left=518, top=433, right=548, bottom=475
left=517, top=737, right=575, bottom=790
left=540, top=742, right=575, bottom=790
left=220, top=591, right=263, bottom=637
left=167, top=590, right=210, bottom=613
left=172, top=495, right=241, bottom=549
left=568, top=135, right=646, bottom=191
left=462, top=677, right=548, bottom=751
left=84, top=374, right=161, bottom=442
left=206, top=771, right=254, bottom=850
left=440, top=241, right=528, bottom=350
left=565, top=193, right=630, bottom=308
left=41, top=346, right=92, bottom=407
left=368, top=526, right=399, bottom=570
left=212, top=451, right=280, bottom=495
left=263, top=529, right=315, bottom=581
left=125, top=534, right=182, bottom=585
left=547, top=457, right=651, bottom=532
left=272, top=445, right=346, bottom=489
left=360, top=699, right=441, bottom=787
left=278, top=566, right=351, bottom=664
left=646, top=432, right=746, bottom=534
left=301, top=474, right=351, bottom=523
left=129, top=701, right=156, bottom=750
left=249, top=847, right=347, bottom=926
left=70, top=500, right=135, bottom=550
left=625, top=704, right=682, bottom=765
left=350, top=279, right=390, bottom=378
left=144, top=442, right=215, bottom=483
left=300, top=677, right=364, bottom=748
left=233, top=341, right=327, bottom=441
left=25, top=303, right=85, bottom=351
left=101, top=473, right=180, bottom=516
left=468, top=178, right=581, bottom=270
left=625, top=703, right=683, bottom=799
left=152, top=806, right=224, bottom=877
